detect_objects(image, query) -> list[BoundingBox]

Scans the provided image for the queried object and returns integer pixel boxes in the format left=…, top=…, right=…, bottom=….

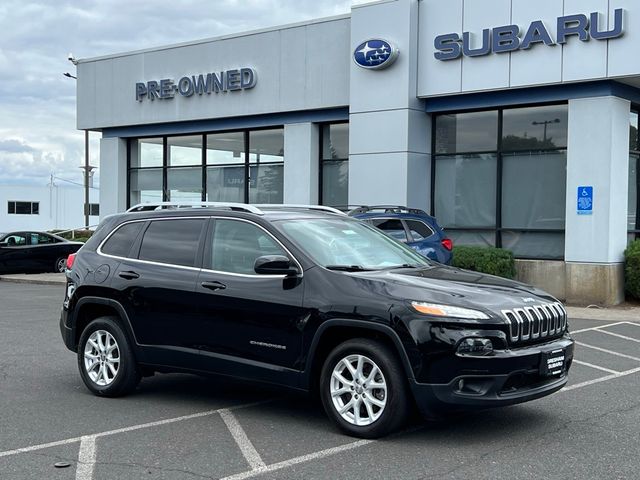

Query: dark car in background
left=349, top=206, right=453, bottom=264
left=0, top=231, right=83, bottom=274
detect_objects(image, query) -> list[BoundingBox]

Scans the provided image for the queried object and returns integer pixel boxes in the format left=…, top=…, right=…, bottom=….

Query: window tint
left=210, top=219, right=286, bottom=274
left=406, top=220, right=435, bottom=241
left=102, top=222, right=145, bottom=258
left=370, top=219, right=407, bottom=243
left=139, top=219, right=205, bottom=267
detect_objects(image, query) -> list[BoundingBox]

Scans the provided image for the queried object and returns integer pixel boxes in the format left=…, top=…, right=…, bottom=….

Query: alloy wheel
left=330, top=354, right=387, bottom=426
left=83, top=330, right=120, bottom=386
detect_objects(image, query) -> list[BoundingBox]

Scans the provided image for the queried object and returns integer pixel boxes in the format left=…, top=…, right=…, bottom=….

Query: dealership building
left=76, top=0, right=640, bottom=305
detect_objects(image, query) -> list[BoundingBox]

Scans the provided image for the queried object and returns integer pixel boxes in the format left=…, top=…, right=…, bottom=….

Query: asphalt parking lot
left=1, top=283, right=639, bottom=480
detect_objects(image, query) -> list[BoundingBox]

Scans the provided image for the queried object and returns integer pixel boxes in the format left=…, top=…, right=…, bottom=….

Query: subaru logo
left=353, top=39, right=399, bottom=70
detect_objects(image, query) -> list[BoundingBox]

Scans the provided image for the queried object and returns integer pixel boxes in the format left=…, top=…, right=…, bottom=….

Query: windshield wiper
left=325, top=265, right=374, bottom=272
left=379, top=264, right=421, bottom=270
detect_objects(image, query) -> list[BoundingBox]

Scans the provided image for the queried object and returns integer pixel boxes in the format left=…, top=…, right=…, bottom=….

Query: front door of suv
left=195, top=218, right=305, bottom=380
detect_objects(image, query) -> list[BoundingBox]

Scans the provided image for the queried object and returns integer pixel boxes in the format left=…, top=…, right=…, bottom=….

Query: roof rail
left=126, top=202, right=264, bottom=215
left=253, top=204, right=346, bottom=215
left=347, top=205, right=428, bottom=216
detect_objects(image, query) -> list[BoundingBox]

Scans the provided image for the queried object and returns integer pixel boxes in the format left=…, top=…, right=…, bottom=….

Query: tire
left=320, top=338, right=409, bottom=438
left=77, top=316, right=140, bottom=397
left=55, top=257, right=66, bottom=273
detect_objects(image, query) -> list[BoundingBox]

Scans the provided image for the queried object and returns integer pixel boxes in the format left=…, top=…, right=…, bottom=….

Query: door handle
left=201, top=281, right=226, bottom=291
left=118, top=271, right=140, bottom=280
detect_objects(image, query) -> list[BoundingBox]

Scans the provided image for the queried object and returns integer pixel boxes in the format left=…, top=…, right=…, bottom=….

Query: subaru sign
left=136, top=68, right=257, bottom=101
left=353, top=39, right=399, bottom=70
left=434, top=9, right=624, bottom=61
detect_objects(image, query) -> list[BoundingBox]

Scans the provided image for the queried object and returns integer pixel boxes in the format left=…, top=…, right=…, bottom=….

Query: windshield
left=276, top=217, right=430, bottom=270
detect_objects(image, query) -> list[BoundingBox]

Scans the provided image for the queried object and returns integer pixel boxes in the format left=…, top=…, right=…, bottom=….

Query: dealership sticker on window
left=577, top=186, right=593, bottom=215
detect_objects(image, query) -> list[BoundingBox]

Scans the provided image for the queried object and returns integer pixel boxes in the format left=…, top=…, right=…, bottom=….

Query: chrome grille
left=501, top=302, right=567, bottom=344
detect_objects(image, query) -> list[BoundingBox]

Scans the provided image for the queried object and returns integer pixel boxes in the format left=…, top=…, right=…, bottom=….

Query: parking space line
left=572, top=360, right=620, bottom=374
left=562, top=366, right=640, bottom=392
left=575, top=342, right=640, bottom=362
left=595, top=330, right=640, bottom=344
left=219, top=438, right=374, bottom=480
left=75, top=435, right=96, bottom=480
left=570, top=321, right=627, bottom=334
left=0, top=437, right=81, bottom=459
left=219, top=409, right=266, bottom=472
left=0, top=400, right=269, bottom=460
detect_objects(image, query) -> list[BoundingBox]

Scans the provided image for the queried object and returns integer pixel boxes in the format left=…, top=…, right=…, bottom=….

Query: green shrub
left=624, top=240, right=640, bottom=299
left=452, top=246, right=516, bottom=279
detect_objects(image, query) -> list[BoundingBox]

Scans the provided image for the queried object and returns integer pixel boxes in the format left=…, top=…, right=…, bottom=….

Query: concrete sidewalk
left=0, top=273, right=66, bottom=285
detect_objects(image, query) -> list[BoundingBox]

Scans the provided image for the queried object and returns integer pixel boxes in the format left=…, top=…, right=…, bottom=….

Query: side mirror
left=254, top=255, right=299, bottom=276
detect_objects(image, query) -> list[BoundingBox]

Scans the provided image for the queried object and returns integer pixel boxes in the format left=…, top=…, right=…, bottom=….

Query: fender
left=71, top=296, right=139, bottom=347
left=302, top=319, right=417, bottom=389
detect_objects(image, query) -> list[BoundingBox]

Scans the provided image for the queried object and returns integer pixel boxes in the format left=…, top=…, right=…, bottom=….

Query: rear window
left=102, top=222, right=145, bottom=258
left=138, top=219, right=206, bottom=267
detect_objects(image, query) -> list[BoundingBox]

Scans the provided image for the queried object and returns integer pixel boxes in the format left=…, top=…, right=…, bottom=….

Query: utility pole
left=65, top=55, right=97, bottom=229
left=532, top=118, right=560, bottom=143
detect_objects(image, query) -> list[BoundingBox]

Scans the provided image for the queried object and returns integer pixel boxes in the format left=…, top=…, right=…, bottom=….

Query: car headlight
left=410, top=301, right=490, bottom=320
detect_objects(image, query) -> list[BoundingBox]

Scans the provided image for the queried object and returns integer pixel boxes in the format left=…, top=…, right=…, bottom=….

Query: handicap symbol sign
left=577, top=186, right=593, bottom=215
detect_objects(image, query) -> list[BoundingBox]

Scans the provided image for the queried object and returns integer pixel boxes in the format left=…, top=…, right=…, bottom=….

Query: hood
left=347, top=264, right=557, bottom=314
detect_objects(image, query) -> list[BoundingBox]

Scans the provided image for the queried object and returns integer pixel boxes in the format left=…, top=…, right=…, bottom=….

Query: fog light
left=457, top=338, right=493, bottom=356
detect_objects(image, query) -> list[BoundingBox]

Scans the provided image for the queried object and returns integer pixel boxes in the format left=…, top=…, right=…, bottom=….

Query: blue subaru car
left=349, top=206, right=453, bottom=264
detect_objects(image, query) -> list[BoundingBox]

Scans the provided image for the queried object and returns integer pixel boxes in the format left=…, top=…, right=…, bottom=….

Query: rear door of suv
left=106, top=217, right=208, bottom=367
left=194, top=217, right=306, bottom=382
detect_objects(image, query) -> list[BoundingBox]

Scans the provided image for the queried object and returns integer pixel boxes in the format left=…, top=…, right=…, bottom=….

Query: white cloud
left=0, top=0, right=354, bottom=188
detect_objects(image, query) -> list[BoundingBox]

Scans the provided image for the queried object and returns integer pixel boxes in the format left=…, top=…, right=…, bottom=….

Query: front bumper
left=410, top=335, right=574, bottom=417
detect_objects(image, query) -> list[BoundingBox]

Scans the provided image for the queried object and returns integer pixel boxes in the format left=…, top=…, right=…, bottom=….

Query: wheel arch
left=304, top=320, right=416, bottom=392
left=72, top=297, right=139, bottom=351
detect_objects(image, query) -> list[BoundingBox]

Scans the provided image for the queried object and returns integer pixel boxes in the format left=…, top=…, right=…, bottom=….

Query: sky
left=0, top=0, right=362, bottom=189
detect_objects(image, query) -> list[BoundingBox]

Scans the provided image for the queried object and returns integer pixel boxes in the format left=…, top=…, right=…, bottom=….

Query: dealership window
left=320, top=122, right=349, bottom=207
left=89, top=203, right=100, bottom=216
left=7, top=201, right=39, bottom=215
left=629, top=110, right=640, bottom=243
left=433, top=104, right=568, bottom=259
left=128, top=128, right=284, bottom=207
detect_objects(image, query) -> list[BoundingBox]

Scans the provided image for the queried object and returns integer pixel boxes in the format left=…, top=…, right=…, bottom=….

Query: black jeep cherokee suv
left=60, top=203, right=574, bottom=438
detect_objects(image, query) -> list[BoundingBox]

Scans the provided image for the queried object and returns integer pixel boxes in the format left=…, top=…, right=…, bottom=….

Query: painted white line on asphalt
left=0, top=400, right=269, bottom=459
left=596, top=329, right=640, bottom=344
left=562, top=366, right=640, bottom=392
left=570, top=321, right=627, bottom=334
left=0, top=437, right=81, bottom=459
left=219, top=409, right=266, bottom=471
left=572, top=360, right=620, bottom=374
left=219, top=438, right=374, bottom=480
left=575, top=342, right=640, bottom=362
left=75, top=435, right=96, bottom=480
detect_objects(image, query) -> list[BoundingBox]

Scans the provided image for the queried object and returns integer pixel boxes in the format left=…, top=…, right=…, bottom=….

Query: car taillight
left=66, top=253, right=76, bottom=270
left=441, top=238, right=453, bottom=251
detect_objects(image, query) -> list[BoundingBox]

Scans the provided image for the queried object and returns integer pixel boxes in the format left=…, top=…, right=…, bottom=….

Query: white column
left=348, top=0, right=430, bottom=211
left=564, top=95, right=630, bottom=304
left=99, top=137, right=127, bottom=218
left=283, top=122, right=319, bottom=204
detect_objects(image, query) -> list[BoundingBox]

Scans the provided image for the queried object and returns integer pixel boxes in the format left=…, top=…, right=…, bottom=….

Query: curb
left=565, top=306, right=640, bottom=322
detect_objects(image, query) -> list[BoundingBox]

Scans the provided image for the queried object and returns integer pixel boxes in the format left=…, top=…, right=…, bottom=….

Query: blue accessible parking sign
left=577, top=186, right=593, bottom=215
